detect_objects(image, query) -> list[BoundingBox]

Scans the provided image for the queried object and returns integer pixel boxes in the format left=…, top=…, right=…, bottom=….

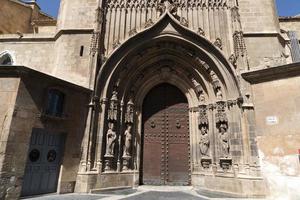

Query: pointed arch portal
left=76, top=10, right=265, bottom=197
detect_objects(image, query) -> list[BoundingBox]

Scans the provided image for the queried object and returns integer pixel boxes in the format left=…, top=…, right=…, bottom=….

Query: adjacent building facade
left=0, top=0, right=300, bottom=199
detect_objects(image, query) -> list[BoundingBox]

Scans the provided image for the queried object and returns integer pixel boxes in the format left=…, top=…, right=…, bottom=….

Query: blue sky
left=33, top=0, right=300, bottom=18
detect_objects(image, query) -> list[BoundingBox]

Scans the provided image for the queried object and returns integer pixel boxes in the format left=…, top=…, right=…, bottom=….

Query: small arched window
left=45, top=89, right=65, bottom=117
left=0, top=52, right=13, bottom=65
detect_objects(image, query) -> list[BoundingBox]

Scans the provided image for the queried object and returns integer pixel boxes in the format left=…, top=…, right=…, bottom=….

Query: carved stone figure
left=123, top=124, right=133, bottom=157
left=199, top=125, right=210, bottom=157
left=199, top=91, right=206, bottom=104
left=105, top=122, right=117, bottom=156
left=219, top=124, right=230, bottom=158
left=210, top=70, right=221, bottom=89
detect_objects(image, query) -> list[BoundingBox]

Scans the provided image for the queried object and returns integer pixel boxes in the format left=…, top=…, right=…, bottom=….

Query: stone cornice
left=241, top=62, right=300, bottom=84
left=243, top=32, right=279, bottom=37
left=0, top=29, right=94, bottom=42
left=0, top=65, right=92, bottom=93
left=279, top=17, right=300, bottom=22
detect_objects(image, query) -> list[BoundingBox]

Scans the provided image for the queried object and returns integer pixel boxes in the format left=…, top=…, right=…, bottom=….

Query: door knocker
left=176, top=119, right=181, bottom=129
left=151, top=120, right=156, bottom=128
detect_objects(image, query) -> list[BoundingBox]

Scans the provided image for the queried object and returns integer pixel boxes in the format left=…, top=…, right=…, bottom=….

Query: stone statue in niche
left=199, top=125, right=210, bottom=157
left=105, top=122, right=117, bottom=156
left=123, top=124, right=133, bottom=157
left=219, top=123, right=230, bottom=158
left=216, top=87, right=223, bottom=101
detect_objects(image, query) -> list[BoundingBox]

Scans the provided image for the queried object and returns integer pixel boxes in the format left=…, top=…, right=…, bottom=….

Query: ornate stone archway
left=75, top=11, right=266, bottom=196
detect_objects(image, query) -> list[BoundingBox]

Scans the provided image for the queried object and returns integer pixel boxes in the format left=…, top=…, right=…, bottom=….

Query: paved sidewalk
left=23, top=186, right=263, bottom=200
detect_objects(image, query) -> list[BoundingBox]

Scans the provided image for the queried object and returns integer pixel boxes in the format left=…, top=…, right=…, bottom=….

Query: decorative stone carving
left=108, top=88, right=118, bottom=121
left=145, top=19, right=154, bottom=28
left=220, top=158, right=232, bottom=171
left=180, top=17, right=189, bottom=27
left=157, top=0, right=179, bottom=16
left=169, top=3, right=178, bottom=16
left=218, top=123, right=230, bottom=158
left=199, top=105, right=208, bottom=125
left=105, top=122, right=117, bottom=156
left=157, top=2, right=166, bottom=15
left=215, top=101, right=227, bottom=123
left=197, top=27, right=205, bottom=36
left=233, top=31, right=247, bottom=57
left=214, top=38, right=223, bottom=50
left=90, top=31, right=100, bottom=56
left=125, top=96, right=134, bottom=124
left=113, top=40, right=120, bottom=49
left=229, top=54, right=237, bottom=67
left=201, top=158, right=212, bottom=169
left=129, top=28, right=137, bottom=36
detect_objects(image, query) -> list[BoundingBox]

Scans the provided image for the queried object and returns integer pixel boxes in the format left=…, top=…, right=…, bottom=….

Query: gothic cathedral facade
left=1, top=0, right=300, bottom=199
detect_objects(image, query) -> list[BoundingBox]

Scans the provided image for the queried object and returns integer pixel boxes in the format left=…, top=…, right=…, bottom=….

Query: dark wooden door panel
left=142, top=83, right=189, bottom=185
left=167, top=143, right=189, bottom=184
left=143, top=143, right=163, bottom=185
left=21, top=129, right=65, bottom=197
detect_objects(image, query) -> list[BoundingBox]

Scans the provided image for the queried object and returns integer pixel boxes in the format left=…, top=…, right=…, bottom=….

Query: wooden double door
left=142, top=83, right=190, bottom=185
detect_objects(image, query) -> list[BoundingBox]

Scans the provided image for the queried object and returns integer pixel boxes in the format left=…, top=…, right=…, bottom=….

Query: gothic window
left=0, top=52, right=13, bottom=65
left=45, top=89, right=65, bottom=117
